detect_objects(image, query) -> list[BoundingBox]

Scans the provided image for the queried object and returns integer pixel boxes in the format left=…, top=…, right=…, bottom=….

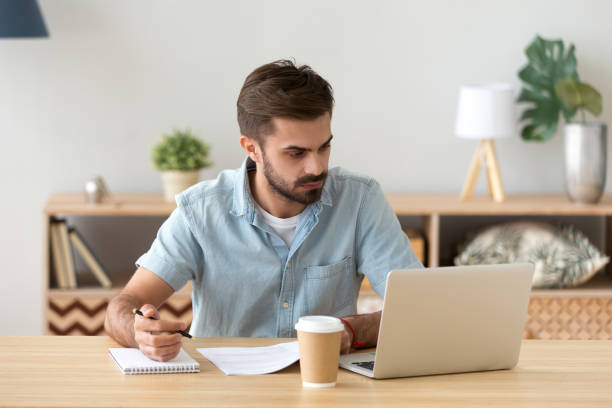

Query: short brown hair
left=237, top=59, right=334, bottom=143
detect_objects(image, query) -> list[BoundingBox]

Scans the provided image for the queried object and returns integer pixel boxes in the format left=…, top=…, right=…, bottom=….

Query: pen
left=132, top=308, right=193, bottom=338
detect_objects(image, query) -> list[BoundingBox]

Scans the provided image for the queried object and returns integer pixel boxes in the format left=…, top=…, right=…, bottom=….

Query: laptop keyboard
left=352, top=361, right=375, bottom=371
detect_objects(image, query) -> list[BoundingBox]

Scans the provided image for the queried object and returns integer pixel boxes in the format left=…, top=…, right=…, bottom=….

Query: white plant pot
left=160, top=170, right=200, bottom=202
left=564, top=123, right=607, bottom=204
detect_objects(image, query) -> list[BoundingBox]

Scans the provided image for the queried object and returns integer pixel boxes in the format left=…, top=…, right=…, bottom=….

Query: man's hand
left=338, top=311, right=382, bottom=355
left=134, top=304, right=187, bottom=362
left=340, top=327, right=352, bottom=354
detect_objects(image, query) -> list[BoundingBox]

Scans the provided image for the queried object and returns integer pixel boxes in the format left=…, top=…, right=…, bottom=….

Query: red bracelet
left=338, top=317, right=365, bottom=348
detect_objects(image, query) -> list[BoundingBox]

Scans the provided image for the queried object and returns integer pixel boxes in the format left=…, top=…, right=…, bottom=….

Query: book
left=49, top=221, right=68, bottom=289
left=109, top=348, right=200, bottom=375
left=56, top=219, right=77, bottom=289
left=68, top=227, right=112, bottom=289
left=403, top=227, right=425, bottom=263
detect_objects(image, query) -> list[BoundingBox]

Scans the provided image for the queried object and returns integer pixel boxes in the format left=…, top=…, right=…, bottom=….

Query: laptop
left=339, top=263, right=535, bottom=379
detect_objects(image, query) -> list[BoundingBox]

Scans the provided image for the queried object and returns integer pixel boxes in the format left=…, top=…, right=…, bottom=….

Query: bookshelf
left=44, top=193, right=612, bottom=339
left=43, top=194, right=189, bottom=335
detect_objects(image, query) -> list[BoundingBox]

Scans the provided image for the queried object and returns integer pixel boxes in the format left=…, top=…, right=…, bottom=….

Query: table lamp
left=0, top=0, right=48, bottom=38
left=455, top=83, right=515, bottom=202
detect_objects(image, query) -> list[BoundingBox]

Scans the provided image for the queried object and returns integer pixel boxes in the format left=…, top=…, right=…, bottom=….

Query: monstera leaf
left=554, top=77, right=602, bottom=117
left=517, top=35, right=579, bottom=141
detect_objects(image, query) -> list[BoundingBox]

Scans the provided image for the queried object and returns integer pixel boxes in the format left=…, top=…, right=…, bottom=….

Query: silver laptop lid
left=373, top=263, right=534, bottom=379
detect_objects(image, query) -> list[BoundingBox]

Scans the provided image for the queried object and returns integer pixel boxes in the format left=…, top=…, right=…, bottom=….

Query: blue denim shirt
left=136, top=158, right=422, bottom=338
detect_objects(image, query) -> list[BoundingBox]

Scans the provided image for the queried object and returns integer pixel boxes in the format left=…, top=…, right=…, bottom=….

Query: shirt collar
left=230, top=157, right=333, bottom=217
left=319, top=175, right=333, bottom=207
left=230, top=157, right=254, bottom=217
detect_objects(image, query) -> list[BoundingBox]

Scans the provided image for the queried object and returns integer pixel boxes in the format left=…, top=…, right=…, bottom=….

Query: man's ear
left=240, top=135, right=261, bottom=163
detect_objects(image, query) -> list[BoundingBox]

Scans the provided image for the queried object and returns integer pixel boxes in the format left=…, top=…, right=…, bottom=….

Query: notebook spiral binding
left=125, top=364, right=199, bottom=374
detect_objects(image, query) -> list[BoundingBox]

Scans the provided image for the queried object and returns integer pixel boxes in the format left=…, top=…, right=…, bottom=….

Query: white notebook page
left=109, top=348, right=200, bottom=374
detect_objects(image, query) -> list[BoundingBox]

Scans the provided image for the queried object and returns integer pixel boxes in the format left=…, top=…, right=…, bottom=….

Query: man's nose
left=304, top=153, right=324, bottom=176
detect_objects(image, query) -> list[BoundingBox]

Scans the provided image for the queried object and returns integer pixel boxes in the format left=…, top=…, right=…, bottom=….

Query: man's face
left=259, top=113, right=332, bottom=205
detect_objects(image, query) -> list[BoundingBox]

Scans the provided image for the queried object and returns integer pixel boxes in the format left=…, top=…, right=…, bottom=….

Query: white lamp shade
left=454, top=83, right=516, bottom=139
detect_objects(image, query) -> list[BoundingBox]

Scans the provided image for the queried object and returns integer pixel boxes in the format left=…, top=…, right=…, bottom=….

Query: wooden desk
left=1, top=337, right=611, bottom=407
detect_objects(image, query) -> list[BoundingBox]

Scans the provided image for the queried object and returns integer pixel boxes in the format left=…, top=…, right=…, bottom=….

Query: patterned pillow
left=454, top=221, right=609, bottom=288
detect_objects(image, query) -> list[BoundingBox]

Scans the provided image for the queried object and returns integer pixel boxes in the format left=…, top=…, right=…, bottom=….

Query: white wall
left=1, top=0, right=611, bottom=334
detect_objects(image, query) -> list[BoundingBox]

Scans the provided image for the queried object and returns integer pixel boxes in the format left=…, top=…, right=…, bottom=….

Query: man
left=105, top=60, right=422, bottom=362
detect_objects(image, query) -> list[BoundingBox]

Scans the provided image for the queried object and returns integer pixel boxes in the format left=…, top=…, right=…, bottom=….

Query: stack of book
left=49, top=218, right=112, bottom=289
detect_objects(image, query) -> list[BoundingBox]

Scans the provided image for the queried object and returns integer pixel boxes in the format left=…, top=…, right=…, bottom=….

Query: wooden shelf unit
left=44, top=193, right=612, bottom=339
left=384, top=193, right=612, bottom=340
left=44, top=193, right=177, bottom=216
left=386, top=193, right=612, bottom=270
left=43, top=194, right=187, bottom=335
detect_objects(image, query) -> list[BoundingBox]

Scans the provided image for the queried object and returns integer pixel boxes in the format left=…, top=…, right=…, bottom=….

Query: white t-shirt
left=254, top=201, right=299, bottom=248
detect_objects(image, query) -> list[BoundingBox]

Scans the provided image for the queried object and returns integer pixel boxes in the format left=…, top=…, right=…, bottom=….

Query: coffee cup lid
left=295, top=316, right=344, bottom=333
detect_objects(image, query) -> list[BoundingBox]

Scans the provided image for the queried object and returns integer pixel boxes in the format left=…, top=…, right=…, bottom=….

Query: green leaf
left=553, top=77, right=581, bottom=121
left=151, top=128, right=213, bottom=171
left=520, top=98, right=560, bottom=124
left=521, top=121, right=557, bottom=142
left=560, top=44, right=578, bottom=79
left=518, top=65, right=553, bottom=92
left=577, top=82, right=602, bottom=116
left=517, top=35, right=578, bottom=141
left=559, top=102, right=577, bottom=122
left=517, top=88, right=550, bottom=103
left=554, top=78, right=602, bottom=118
left=517, top=35, right=580, bottom=141
left=518, top=35, right=603, bottom=133
left=555, top=77, right=582, bottom=110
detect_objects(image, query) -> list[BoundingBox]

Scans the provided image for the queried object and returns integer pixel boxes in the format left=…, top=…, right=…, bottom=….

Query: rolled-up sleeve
left=356, top=181, right=423, bottom=297
left=135, top=207, right=202, bottom=291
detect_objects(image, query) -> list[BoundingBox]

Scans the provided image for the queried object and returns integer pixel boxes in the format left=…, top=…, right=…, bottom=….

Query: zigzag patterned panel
left=525, top=297, right=612, bottom=340
left=47, top=297, right=109, bottom=335
left=47, top=295, right=193, bottom=336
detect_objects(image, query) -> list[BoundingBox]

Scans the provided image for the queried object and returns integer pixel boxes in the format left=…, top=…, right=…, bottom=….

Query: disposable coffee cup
left=295, top=316, right=344, bottom=388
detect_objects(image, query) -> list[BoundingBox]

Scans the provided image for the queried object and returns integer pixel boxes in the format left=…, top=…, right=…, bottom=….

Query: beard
left=261, top=151, right=327, bottom=205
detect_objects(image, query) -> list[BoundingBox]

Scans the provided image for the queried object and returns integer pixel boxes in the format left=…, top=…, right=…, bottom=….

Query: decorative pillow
left=454, top=221, right=609, bottom=288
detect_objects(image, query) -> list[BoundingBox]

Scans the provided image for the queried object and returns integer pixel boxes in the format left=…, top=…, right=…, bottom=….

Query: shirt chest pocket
left=304, top=256, right=354, bottom=316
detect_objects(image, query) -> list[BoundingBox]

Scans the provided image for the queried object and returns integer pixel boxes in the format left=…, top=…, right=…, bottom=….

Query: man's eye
left=320, top=144, right=331, bottom=151
left=289, top=151, right=304, bottom=158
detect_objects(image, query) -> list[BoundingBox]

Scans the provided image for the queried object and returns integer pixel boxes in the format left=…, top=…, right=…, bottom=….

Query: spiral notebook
left=109, top=348, right=200, bottom=374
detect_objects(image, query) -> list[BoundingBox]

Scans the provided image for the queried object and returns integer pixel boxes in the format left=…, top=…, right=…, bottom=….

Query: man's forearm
left=343, top=310, right=382, bottom=348
left=104, top=294, right=141, bottom=348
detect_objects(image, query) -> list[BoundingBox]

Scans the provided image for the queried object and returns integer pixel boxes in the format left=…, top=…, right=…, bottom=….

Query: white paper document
left=197, top=341, right=300, bottom=375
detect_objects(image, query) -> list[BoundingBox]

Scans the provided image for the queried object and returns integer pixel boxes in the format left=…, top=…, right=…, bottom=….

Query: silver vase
left=564, top=123, right=607, bottom=204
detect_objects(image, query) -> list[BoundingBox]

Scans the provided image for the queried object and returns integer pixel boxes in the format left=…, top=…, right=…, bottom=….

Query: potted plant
left=152, top=128, right=213, bottom=202
left=518, top=35, right=606, bottom=204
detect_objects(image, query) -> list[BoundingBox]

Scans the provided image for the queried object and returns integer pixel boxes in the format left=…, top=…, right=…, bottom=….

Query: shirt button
left=286, top=262, right=291, bottom=268
left=283, top=302, right=289, bottom=309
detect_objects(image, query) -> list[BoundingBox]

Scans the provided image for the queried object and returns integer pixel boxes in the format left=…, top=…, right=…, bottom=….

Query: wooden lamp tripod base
left=460, top=139, right=505, bottom=202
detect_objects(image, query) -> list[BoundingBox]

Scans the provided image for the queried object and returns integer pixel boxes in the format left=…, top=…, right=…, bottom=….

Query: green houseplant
left=518, top=35, right=606, bottom=204
left=152, top=128, right=213, bottom=202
